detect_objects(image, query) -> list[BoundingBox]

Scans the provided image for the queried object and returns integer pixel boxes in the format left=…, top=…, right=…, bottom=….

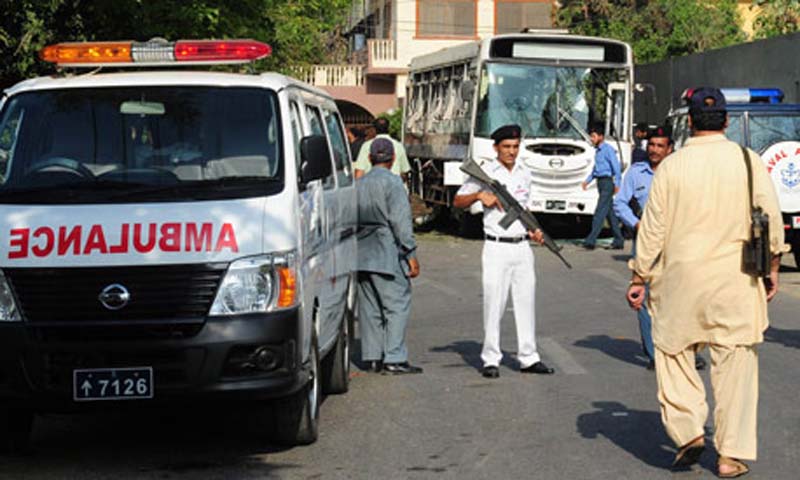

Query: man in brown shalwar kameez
left=626, top=87, right=788, bottom=478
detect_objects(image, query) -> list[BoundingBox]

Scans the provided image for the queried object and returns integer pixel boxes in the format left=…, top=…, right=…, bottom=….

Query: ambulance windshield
left=0, top=86, right=282, bottom=204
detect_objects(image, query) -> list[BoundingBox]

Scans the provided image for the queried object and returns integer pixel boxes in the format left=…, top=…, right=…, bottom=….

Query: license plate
left=546, top=200, right=566, bottom=211
left=73, top=367, right=153, bottom=402
left=793, top=216, right=800, bottom=229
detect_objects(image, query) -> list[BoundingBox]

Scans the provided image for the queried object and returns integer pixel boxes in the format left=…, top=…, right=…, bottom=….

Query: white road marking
left=538, top=337, right=588, bottom=375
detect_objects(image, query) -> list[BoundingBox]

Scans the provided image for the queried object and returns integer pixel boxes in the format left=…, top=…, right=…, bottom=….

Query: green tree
left=752, top=0, right=800, bottom=39
left=0, top=0, right=350, bottom=89
left=556, top=0, right=745, bottom=64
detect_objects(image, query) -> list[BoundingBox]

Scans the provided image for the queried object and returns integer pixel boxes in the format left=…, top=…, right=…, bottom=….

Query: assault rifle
left=460, top=158, right=572, bottom=269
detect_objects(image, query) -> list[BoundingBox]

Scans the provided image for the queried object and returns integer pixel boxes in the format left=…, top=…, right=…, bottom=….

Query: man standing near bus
left=453, top=124, right=553, bottom=379
left=354, top=117, right=411, bottom=182
left=582, top=123, right=624, bottom=250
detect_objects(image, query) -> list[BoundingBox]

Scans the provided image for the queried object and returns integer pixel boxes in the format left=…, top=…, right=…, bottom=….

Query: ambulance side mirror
left=299, top=135, right=333, bottom=185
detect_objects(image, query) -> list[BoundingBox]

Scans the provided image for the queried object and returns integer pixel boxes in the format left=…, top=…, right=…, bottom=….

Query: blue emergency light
left=720, top=88, right=784, bottom=104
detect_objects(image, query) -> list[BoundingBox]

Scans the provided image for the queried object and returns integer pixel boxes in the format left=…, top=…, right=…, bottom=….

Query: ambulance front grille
left=5, top=263, right=229, bottom=323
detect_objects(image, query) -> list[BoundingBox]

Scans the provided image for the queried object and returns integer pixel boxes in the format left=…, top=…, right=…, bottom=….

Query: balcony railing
left=292, top=65, right=364, bottom=87
left=368, top=39, right=397, bottom=69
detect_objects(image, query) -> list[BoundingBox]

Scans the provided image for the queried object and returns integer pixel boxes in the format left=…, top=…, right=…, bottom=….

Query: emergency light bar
left=40, top=39, right=272, bottom=67
left=681, top=87, right=784, bottom=105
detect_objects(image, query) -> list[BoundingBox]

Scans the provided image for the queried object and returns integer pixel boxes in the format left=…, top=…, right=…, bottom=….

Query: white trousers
left=481, top=240, right=540, bottom=368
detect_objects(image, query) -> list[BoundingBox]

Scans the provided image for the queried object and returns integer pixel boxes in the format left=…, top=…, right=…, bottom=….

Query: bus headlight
left=0, top=271, right=21, bottom=322
left=210, top=252, right=298, bottom=316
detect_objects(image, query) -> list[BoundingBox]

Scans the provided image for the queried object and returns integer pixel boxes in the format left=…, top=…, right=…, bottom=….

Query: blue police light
left=721, top=88, right=784, bottom=104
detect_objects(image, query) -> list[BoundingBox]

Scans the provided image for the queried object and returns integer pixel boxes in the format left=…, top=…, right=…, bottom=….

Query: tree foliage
left=752, top=0, right=800, bottom=39
left=0, top=0, right=350, bottom=89
left=556, top=0, right=745, bottom=64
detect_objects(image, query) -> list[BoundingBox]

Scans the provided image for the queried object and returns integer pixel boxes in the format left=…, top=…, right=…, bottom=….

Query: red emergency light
left=41, top=39, right=271, bottom=67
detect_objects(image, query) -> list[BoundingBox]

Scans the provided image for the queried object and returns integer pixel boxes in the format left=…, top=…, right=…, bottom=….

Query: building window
left=495, top=0, right=552, bottom=34
left=417, top=0, right=477, bottom=38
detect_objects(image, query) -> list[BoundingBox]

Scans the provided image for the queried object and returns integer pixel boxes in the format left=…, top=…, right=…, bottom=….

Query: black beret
left=647, top=124, right=672, bottom=139
left=491, top=124, right=522, bottom=143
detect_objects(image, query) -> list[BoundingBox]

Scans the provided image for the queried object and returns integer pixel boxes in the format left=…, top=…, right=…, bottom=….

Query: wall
left=634, top=32, right=800, bottom=124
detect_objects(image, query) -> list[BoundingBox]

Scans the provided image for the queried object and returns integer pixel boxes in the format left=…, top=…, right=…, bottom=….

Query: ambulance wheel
left=0, top=407, right=34, bottom=455
left=272, top=335, right=320, bottom=446
left=458, top=212, right=483, bottom=239
left=322, top=312, right=350, bottom=395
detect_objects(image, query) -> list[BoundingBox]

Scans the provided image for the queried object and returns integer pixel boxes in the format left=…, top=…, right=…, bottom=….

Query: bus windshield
left=0, top=86, right=282, bottom=204
left=749, top=114, right=800, bottom=153
left=474, top=62, right=627, bottom=140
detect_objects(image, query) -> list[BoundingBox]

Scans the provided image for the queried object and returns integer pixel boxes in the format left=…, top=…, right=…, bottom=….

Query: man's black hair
left=351, top=127, right=364, bottom=139
left=690, top=111, right=726, bottom=131
left=588, top=123, right=605, bottom=136
left=373, top=117, right=390, bottom=134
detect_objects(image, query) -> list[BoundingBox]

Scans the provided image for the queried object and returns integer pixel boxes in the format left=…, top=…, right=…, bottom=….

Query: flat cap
left=369, top=137, right=394, bottom=163
left=647, top=124, right=672, bottom=139
left=687, top=86, right=727, bottom=114
left=491, top=124, right=522, bottom=144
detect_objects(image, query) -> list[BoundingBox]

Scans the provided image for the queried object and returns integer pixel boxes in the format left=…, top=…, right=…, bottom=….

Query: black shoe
left=582, top=243, right=596, bottom=250
left=482, top=366, right=500, bottom=378
left=607, top=243, right=624, bottom=250
left=695, top=356, right=707, bottom=371
left=646, top=360, right=655, bottom=370
left=520, top=361, right=555, bottom=374
left=364, top=360, right=383, bottom=373
left=383, top=362, right=423, bottom=375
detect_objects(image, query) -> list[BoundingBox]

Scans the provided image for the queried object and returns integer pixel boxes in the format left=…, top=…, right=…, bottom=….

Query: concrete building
left=295, top=0, right=554, bottom=127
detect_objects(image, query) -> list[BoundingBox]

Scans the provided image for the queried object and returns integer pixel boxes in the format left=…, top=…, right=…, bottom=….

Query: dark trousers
left=585, top=177, right=623, bottom=247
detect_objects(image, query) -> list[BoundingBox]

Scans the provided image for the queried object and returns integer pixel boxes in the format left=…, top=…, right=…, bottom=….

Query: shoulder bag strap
left=740, top=145, right=754, bottom=210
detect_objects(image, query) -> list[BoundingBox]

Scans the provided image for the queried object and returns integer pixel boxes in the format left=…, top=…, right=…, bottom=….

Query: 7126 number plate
left=73, top=367, right=153, bottom=402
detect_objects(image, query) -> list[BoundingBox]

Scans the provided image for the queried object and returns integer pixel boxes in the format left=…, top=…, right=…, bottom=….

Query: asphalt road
left=3, top=232, right=800, bottom=479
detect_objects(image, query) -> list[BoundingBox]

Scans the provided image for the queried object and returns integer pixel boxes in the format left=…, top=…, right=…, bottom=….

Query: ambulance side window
left=289, top=100, right=303, bottom=171
left=323, top=109, right=353, bottom=187
left=0, top=105, right=23, bottom=183
left=305, top=104, right=335, bottom=190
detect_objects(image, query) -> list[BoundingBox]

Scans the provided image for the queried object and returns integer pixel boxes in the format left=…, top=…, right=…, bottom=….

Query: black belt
left=485, top=234, right=527, bottom=243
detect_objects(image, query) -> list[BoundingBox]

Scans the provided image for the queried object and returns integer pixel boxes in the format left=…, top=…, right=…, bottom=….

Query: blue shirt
left=585, top=142, right=621, bottom=186
left=613, top=160, right=655, bottom=229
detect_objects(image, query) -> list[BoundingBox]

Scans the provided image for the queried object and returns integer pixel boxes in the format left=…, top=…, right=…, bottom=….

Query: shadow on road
left=576, top=401, right=674, bottom=469
left=764, top=325, right=800, bottom=349
left=573, top=334, right=650, bottom=368
left=430, top=340, right=517, bottom=372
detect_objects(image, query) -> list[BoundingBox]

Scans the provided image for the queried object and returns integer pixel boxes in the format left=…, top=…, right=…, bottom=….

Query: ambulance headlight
left=0, top=271, right=21, bottom=322
left=210, top=252, right=298, bottom=316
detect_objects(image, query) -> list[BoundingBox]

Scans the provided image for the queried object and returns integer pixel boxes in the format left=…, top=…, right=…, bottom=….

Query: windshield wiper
left=557, top=106, right=592, bottom=143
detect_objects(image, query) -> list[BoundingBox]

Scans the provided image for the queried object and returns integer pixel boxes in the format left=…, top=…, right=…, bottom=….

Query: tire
left=322, top=310, right=351, bottom=394
left=0, top=408, right=34, bottom=455
left=458, top=211, right=483, bottom=239
left=272, top=335, right=320, bottom=446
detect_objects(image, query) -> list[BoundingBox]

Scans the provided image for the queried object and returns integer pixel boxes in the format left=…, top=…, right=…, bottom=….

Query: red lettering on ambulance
left=186, top=223, right=213, bottom=252
left=159, top=223, right=181, bottom=252
left=8, top=228, right=30, bottom=259
left=32, top=227, right=55, bottom=257
left=58, top=226, right=82, bottom=256
left=215, top=223, right=239, bottom=252
left=133, top=224, right=157, bottom=253
left=109, top=224, right=130, bottom=254
left=83, top=225, right=108, bottom=254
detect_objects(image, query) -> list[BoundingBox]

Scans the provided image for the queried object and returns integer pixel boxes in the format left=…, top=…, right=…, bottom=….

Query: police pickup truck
left=668, top=88, right=800, bottom=267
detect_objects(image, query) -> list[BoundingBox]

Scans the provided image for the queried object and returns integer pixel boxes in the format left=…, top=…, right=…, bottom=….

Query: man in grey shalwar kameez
left=356, top=138, right=422, bottom=375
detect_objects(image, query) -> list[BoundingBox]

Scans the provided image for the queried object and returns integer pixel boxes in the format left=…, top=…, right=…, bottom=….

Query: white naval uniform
left=457, top=160, right=540, bottom=368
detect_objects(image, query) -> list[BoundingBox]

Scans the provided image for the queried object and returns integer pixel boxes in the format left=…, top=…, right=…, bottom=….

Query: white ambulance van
left=0, top=39, right=357, bottom=449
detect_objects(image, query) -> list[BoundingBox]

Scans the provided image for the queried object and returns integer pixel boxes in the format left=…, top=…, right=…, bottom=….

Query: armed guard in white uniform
left=453, top=124, right=555, bottom=378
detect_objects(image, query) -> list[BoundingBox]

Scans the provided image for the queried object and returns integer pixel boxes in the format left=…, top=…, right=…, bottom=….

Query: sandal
left=672, top=435, right=705, bottom=468
left=718, top=456, right=749, bottom=478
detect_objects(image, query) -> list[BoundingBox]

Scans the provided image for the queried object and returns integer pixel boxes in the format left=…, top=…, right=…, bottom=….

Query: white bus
left=404, top=32, right=634, bottom=230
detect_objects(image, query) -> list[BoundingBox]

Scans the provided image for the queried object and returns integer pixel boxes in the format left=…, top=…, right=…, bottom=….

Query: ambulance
left=0, top=39, right=357, bottom=448
left=668, top=88, right=800, bottom=267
